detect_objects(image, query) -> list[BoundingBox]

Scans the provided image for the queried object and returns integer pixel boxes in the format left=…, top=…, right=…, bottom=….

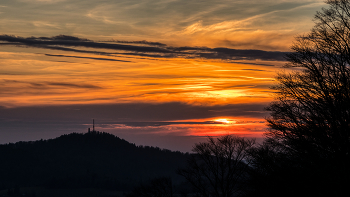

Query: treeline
left=0, top=131, right=188, bottom=192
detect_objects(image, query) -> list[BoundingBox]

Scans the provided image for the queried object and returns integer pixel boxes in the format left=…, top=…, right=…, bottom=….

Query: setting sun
left=214, top=119, right=233, bottom=124
left=0, top=0, right=321, bottom=152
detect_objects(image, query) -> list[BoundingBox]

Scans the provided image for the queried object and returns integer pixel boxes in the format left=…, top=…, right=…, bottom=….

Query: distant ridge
left=0, top=131, right=188, bottom=191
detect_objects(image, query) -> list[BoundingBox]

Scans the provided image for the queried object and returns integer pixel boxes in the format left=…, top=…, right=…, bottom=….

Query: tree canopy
left=266, top=0, right=350, bottom=163
left=248, top=1, right=350, bottom=196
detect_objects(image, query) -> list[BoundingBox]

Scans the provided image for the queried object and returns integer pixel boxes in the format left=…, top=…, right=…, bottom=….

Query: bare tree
left=248, top=1, right=350, bottom=196
left=266, top=0, right=350, bottom=163
left=177, top=135, right=255, bottom=197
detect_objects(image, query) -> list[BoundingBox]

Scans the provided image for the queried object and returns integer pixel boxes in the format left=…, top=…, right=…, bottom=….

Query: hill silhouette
left=0, top=131, right=189, bottom=192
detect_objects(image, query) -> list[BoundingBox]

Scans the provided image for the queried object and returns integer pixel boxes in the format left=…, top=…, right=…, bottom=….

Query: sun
left=214, top=119, right=232, bottom=124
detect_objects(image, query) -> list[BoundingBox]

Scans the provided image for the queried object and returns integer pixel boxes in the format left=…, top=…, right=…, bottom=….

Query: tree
left=177, top=135, right=255, bottom=197
left=249, top=0, right=350, bottom=196
left=266, top=0, right=350, bottom=164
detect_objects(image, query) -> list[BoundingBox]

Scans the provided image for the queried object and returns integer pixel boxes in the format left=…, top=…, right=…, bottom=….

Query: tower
left=88, top=119, right=95, bottom=133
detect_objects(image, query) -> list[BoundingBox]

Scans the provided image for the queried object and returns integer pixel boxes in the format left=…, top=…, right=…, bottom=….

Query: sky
left=0, top=0, right=326, bottom=152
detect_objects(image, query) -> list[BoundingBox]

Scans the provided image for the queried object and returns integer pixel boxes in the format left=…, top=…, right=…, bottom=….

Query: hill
left=0, top=131, right=189, bottom=193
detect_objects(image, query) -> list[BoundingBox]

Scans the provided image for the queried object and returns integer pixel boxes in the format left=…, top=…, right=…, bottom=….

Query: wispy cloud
left=46, top=82, right=101, bottom=89
left=18, top=0, right=67, bottom=3
left=44, top=54, right=131, bottom=62
left=0, top=34, right=288, bottom=62
left=1, top=79, right=101, bottom=90
left=0, top=0, right=325, bottom=51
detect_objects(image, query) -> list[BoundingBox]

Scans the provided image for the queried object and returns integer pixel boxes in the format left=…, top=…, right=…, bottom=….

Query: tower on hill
left=88, top=119, right=96, bottom=133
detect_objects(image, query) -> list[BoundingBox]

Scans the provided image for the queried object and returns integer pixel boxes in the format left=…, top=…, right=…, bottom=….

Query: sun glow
left=214, top=119, right=234, bottom=124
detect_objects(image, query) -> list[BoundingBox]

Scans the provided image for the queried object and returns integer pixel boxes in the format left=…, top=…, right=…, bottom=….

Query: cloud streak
left=0, top=102, right=269, bottom=122
left=44, top=54, right=131, bottom=62
left=0, top=0, right=325, bottom=51
left=0, top=34, right=288, bottom=62
left=1, top=79, right=101, bottom=90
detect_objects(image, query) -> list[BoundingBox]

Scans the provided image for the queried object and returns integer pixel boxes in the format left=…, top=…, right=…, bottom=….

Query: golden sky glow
left=0, top=0, right=325, bottom=151
left=0, top=50, right=278, bottom=106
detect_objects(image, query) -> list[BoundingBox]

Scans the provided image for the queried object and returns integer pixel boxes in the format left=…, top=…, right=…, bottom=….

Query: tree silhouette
left=177, top=135, right=255, bottom=197
left=266, top=0, right=350, bottom=166
left=249, top=0, right=350, bottom=196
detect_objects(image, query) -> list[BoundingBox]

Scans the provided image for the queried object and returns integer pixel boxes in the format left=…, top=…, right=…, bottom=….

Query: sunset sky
left=0, top=0, right=325, bottom=152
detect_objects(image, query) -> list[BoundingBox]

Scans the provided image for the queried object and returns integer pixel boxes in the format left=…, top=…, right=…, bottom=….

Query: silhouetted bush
left=178, top=135, right=255, bottom=197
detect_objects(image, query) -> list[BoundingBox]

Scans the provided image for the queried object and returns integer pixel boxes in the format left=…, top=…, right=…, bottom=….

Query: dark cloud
left=47, top=82, right=101, bottom=89
left=212, top=48, right=287, bottom=61
left=0, top=34, right=172, bottom=53
left=241, top=69, right=269, bottom=72
left=0, top=102, right=269, bottom=124
left=44, top=54, right=131, bottom=62
left=111, top=121, right=226, bottom=127
left=107, top=40, right=167, bottom=47
left=0, top=34, right=288, bottom=62
left=125, top=120, right=267, bottom=127
left=29, top=35, right=91, bottom=42
left=1, top=79, right=101, bottom=90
